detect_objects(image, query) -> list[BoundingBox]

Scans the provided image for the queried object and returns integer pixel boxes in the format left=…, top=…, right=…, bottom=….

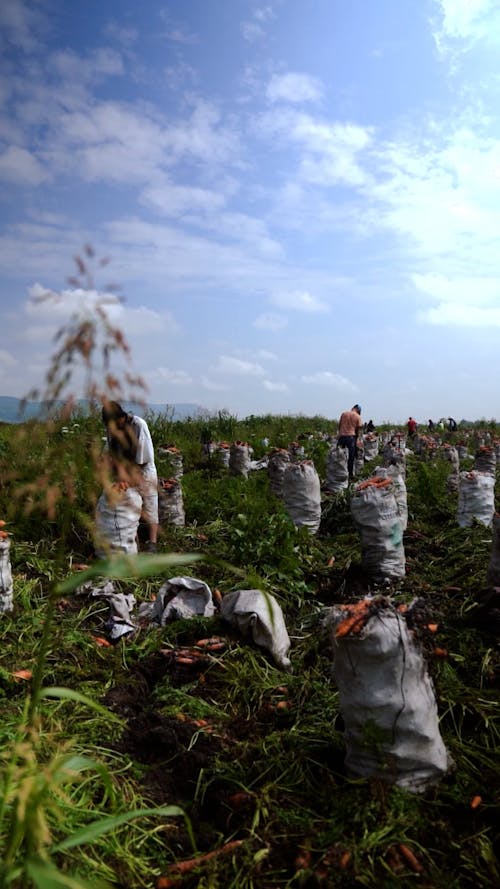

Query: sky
left=1, top=0, right=500, bottom=424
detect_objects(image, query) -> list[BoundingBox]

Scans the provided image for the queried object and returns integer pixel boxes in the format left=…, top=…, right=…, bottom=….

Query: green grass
left=1, top=415, right=500, bottom=887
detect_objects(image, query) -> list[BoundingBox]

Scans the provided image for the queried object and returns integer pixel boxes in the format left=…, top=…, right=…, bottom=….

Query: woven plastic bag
left=371, top=466, right=408, bottom=531
left=221, top=589, right=291, bottom=669
left=486, top=513, right=500, bottom=586
left=229, top=441, right=251, bottom=478
left=457, top=471, right=495, bottom=528
left=95, top=485, right=142, bottom=556
left=0, top=536, right=13, bottom=614
left=325, top=445, right=349, bottom=492
left=329, top=599, right=450, bottom=792
left=158, top=478, right=185, bottom=526
left=151, top=576, right=215, bottom=624
left=268, top=448, right=290, bottom=497
left=351, top=480, right=405, bottom=581
left=282, top=460, right=321, bottom=535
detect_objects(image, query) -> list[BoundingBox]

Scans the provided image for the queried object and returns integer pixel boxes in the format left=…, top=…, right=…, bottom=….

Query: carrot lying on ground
left=470, top=795, right=482, bottom=809
left=398, top=844, right=423, bottom=873
left=156, top=840, right=243, bottom=888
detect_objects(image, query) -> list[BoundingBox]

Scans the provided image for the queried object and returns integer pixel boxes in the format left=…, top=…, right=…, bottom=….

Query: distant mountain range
left=0, top=396, right=205, bottom=423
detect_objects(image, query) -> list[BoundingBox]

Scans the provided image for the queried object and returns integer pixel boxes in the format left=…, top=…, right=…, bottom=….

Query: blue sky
left=1, top=0, right=500, bottom=423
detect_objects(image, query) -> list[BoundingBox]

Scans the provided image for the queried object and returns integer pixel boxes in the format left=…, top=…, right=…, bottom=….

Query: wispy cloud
left=0, top=145, right=49, bottom=185
left=271, top=289, right=329, bottom=312
left=263, top=379, right=288, bottom=391
left=266, top=72, right=323, bottom=104
left=214, top=355, right=265, bottom=376
left=301, top=371, right=357, bottom=390
left=253, top=313, right=288, bottom=330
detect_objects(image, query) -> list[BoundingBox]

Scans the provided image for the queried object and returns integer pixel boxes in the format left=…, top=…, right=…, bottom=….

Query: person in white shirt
left=102, top=401, right=159, bottom=552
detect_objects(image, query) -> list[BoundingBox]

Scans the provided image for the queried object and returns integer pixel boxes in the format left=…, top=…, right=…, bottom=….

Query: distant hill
left=0, top=396, right=205, bottom=423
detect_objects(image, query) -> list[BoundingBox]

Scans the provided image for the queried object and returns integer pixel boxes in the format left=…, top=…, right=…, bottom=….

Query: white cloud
left=263, top=379, right=288, bottom=391
left=413, top=273, right=500, bottom=327
left=214, top=355, right=265, bottom=376
left=0, top=348, right=17, bottom=367
left=257, top=349, right=278, bottom=360
left=0, top=0, right=46, bottom=52
left=301, top=371, right=357, bottom=390
left=253, top=313, right=288, bottom=330
left=201, top=375, right=231, bottom=391
left=271, top=289, right=329, bottom=312
left=152, top=367, right=192, bottom=384
left=51, top=47, right=124, bottom=81
left=266, top=72, right=323, bottom=104
left=0, top=145, right=48, bottom=185
left=420, top=303, right=500, bottom=326
left=434, top=0, right=497, bottom=41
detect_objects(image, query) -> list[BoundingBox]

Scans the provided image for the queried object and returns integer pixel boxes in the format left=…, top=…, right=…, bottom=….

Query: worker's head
left=102, top=400, right=127, bottom=429
left=352, top=404, right=361, bottom=414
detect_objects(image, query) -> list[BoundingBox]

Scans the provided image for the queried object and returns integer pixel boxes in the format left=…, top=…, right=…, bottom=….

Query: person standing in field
left=337, top=404, right=363, bottom=481
left=407, top=417, right=418, bottom=435
left=102, top=401, right=159, bottom=552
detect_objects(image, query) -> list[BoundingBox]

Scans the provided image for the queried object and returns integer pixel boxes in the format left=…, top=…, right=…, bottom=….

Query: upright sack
left=325, top=445, right=349, bottom=492
left=351, top=479, right=405, bottom=581
left=0, top=535, right=13, bottom=614
left=268, top=448, right=290, bottom=497
left=229, top=441, right=251, bottom=478
left=329, top=598, right=450, bottom=792
left=95, top=484, right=142, bottom=556
left=283, top=460, right=321, bottom=535
left=457, top=471, right=495, bottom=528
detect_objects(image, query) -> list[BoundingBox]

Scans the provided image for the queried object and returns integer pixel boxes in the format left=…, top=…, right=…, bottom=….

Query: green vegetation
left=1, top=411, right=500, bottom=888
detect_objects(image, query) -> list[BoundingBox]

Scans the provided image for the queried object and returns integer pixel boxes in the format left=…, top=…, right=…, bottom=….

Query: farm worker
left=102, top=401, right=159, bottom=553
left=337, top=404, right=363, bottom=481
left=448, top=417, right=457, bottom=432
left=428, top=419, right=435, bottom=431
left=407, top=417, right=417, bottom=435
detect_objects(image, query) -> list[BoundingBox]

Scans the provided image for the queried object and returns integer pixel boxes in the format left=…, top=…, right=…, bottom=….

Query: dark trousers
left=338, top=435, right=356, bottom=477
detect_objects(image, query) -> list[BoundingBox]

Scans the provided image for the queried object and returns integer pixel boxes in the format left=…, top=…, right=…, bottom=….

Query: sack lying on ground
left=76, top=580, right=136, bottom=641
left=150, top=576, right=215, bottom=624
left=327, top=598, right=451, bottom=792
left=0, top=536, right=13, bottom=614
left=221, top=589, right=291, bottom=669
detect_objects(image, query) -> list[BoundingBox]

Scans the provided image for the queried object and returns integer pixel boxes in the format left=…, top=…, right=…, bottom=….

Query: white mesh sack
left=350, top=480, right=405, bottom=581
left=325, top=445, right=349, bottom=492
left=157, top=446, right=183, bottom=480
left=0, top=537, right=13, bottom=614
left=221, top=589, right=291, bottom=669
left=95, top=485, right=143, bottom=557
left=282, top=460, right=322, bottom=535
left=457, top=471, right=495, bottom=528
left=330, top=600, right=450, bottom=792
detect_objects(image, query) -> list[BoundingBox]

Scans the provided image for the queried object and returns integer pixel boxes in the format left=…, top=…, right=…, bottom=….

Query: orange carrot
left=398, top=844, right=423, bottom=873
left=93, top=636, right=112, bottom=647
left=339, top=850, right=352, bottom=868
left=427, top=623, right=438, bottom=633
left=175, top=656, right=195, bottom=665
left=470, top=795, right=482, bottom=809
left=156, top=840, right=243, bottom=887
left=12, top=669, right=33, bottom=681
left=433, top=647, right=448, bottom=658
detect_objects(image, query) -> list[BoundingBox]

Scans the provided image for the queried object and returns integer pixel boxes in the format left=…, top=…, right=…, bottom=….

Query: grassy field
left=1, top=412, right=499, bottom=888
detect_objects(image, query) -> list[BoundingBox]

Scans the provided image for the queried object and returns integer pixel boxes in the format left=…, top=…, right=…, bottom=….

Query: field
left=1, top=411, right=499, bottom=889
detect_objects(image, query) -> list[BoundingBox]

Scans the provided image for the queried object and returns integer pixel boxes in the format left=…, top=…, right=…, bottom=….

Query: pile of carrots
left=335, top=598, right=378, bottom=638
left=355, top=476, right=392, bottom=492
left=161, top=637, right=227, bottom=668
left=159, top=478, right=180, bottom=490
